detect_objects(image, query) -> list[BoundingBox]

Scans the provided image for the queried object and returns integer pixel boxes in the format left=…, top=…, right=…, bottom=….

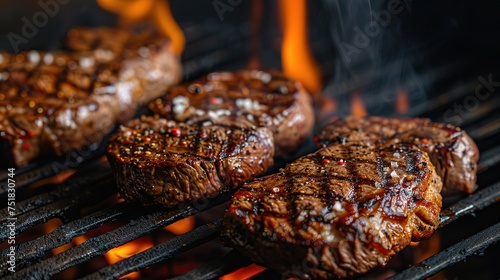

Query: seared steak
left=0, top=27, right=181, bottom=167
left=148, top=70, right=314, bottom=157
left=315, top=116, right=479, bottom=194
left=222, top=143, right=442, bottom=279
left=106, top=116, right=274, bottom=208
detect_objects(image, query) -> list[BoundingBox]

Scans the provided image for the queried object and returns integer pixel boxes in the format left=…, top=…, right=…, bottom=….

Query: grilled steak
left=222, top=143, right=442, bottom=279
left=0, top=27, right=181, bottom=167
left=315, top=116, right=479, bottom=194
left=148, top=70, right=315, bottom=157
left=106, top=116, right=274, bottom=208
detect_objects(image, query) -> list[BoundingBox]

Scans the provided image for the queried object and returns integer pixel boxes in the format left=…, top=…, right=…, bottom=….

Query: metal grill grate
left=1, top=87, right=499, bottom=279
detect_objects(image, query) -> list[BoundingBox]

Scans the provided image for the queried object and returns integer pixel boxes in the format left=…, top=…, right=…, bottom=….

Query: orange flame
left=220, top=264, right=266, bottom=280
left=163, top=216, right=196, bottom=235
left=97, top=0, right=185, bottom=55
left=350, top=92, right=367, bottom=116
left=31, top=169, right=75, bottom=188
left=248, top=0, right=264, bottom=69
left=43, top=219, right=72, bottom=255
left=104, top=237, right=154, bottom=279
left=279, top=0, right=322, bottom=94
left=317, top=94, right=338, bottom=121
left=395, top=88, right=410, bottom=114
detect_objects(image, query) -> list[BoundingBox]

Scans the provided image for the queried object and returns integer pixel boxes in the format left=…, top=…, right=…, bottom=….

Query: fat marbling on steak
left=148, top=70, right=314, bottom=157
left=222, top=142, right=442, bottom=279
left=315, top=116, right=479, bottom=194
left=106, top=116, right=274, bottom=208
left=0, top=27, right=181, bottom=167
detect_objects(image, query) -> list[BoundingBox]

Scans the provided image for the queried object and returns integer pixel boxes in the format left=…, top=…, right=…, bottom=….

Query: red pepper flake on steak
left=147, top=70, right=314, bottom=157
left=0, top=27, right=181, bottom=167
left=315, top=116, right=479, bottom=194
left=106, top=116, right=275, bottom=208
left=221, top=142, right=442, bottom=279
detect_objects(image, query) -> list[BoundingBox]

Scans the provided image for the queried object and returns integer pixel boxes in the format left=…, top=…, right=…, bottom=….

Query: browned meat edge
left=106, top=116, right=275, bottom=208
left=222, top=142, right=442, bottom=279
left=148, top=69, right=315, bottom=157
left=315, top=116, right=479, bottom=194
left=0, top=27, right=181, bottom=167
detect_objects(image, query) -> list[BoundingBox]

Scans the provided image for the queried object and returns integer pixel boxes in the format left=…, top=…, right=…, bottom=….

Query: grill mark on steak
left=315, top=116, right=479, bottom=194
left=376, top=157, right=387, bottom=191
left=222, top=143, right=442, bottom=279
left=0, top=27, right=181, bottom=167
left=106, top=116, right=275, bottom=208
left=147, top=70, right=314, bottom=157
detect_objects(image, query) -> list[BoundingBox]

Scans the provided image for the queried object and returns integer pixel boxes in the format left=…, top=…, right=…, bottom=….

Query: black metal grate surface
left=1, top=86, right=499, bottom=280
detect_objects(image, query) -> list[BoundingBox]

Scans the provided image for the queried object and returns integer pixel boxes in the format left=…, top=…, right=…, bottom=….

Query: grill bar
left=439, top=182, right=500, bottom=227
left=2, top=118, right=498, bottom=279
left=171, top=250, right=253, bottom=280
left=0, top=162, right=37, bottom=182
left=177, top=180, right=500, bottom=280
left=81, top=219, right=223, bottom=280
left=0, top=21, right=252, bottom=194
left=477, top=145, right=500, bottom=172
left=0, top=205, right=124, bottom=276
left=0, top=178, right=115, bottom=241
left=172, top=138, right=500, bottom=279
left=0, top=154, right=106, bottom=196
left=0, top=170, right=112, bottom=222
left=2, top=123, right=498, bottom=279
left=388, top=221, right=500, bottom=280
left=468, top=117, right=500, bottom=141
left=455, top=97, right=500, bottom=127
left=407, top=79, right=483, bottom=119
left=3, top=194, right=231, bottom=279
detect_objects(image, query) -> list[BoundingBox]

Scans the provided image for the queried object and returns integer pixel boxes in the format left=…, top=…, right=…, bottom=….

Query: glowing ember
left=42, top=218, right=80, bottom=279
left=44, top=219, right=71, bottom=255
left=31, top=169, right=75, bottom=188
left=279, top=0, right=322, bottom=94
left=97, top=0, right=185, bottom=55
left=350, top=92, right=368, bottom=116
left=104, top=237, right=154, bottom=279
left=412, top=232, right=441, bottom=262
left=395, top=88, right=410, bottom=114
left=220, top=264, right=267, bottom=280
left=163, top=216, right=196, bottom=235
left=316, top=95, right=338, bottom=121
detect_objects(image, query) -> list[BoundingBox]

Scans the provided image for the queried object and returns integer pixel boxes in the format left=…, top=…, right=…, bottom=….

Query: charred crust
left=146, top=69, right=314, bottom=157
left=222, top=142, right=442, bottom=279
